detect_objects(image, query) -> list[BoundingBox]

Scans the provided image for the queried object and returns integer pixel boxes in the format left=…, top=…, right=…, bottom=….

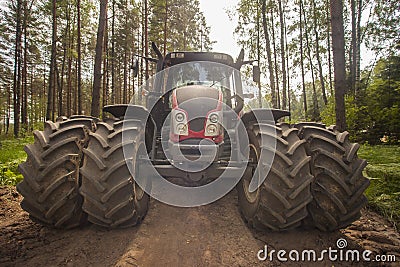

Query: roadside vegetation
left=0, top=136, right=32, bottom=186
left=359, top=145, right=400, bottom=230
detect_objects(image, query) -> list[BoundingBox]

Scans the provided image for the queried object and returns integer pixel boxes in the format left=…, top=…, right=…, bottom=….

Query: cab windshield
left=164, top=62, right=233, bottom=91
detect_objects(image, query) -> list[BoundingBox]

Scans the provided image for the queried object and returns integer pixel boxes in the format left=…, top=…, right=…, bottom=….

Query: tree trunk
left=123, top=50, right=128, bottom=104
left=330, top=0, right=347, bottom=131
left=325, top=0, right=333, bottom=96
left=67, top=55, right=72, bottom=117
left=302, top=0, right=320, bottom=121
left=73, top=59, right=78, bottom=114
left=59, top=27, right=67, bottom=117
left=30, top=69, right=34, bottom=127
left=66, top=6, right=73, bottom=117
left=355, top=0, right=362, bottom=98
left=350, top=0, right=357, bottom=94
left=284, top=8, right=290, bottom=118
left=13, top=0, right=22, bottom=137
left=91, top=0, right=108, bottom=118
left=139, top=3, right=145, bottom=103
left=144, top=0, right=149, bottom=103
left=111, top=0, right=116, bottom=104
left=256, top=2, right=262, bottom=107
left=262, top=0, right=276, bottom=109
left=163, top=0, right=168, bottom=56
left=22, top=1, right=28, bottom=129
left=312, top=0, right=328, bottom=105
left=299, top=0, right=307, bottom=120
left=6, top=84, right=11, bottom=134
left=77, top=0, right=82, bottom=114
left=55, top=62, right=61, bottom=116
left=270, top=6, right=280, bottom=109
left=278, top=0, right=287, bottom=110
left=42, top=63, right=46, bottom=122
left=46, top=0, right=57, bottom=121
left=102, top=18, right=108, bottom=117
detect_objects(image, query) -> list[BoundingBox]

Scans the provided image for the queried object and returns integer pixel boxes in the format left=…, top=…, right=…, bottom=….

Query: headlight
left=206, top=124, right=218, bottom=135
left=175, top=112, right=185, bottom=122
left=209, top=113, right=219, bottom=123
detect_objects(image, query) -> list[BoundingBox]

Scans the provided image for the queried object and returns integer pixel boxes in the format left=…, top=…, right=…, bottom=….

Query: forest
left=0, top=0, right=399, bottom=143
left=0, top=2, right=400, bottom=264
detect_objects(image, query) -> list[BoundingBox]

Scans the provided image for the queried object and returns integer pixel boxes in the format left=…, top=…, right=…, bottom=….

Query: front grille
left=189, top=118, right=205, bottom=132
left=175, top=86, right=219, bottom=133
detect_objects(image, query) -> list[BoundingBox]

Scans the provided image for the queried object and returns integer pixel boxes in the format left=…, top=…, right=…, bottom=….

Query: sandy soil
left=1, top=186, right=399, bottom=267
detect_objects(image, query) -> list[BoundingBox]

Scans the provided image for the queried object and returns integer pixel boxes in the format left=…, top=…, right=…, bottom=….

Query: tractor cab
left=141, top=45, right=255, bottom=141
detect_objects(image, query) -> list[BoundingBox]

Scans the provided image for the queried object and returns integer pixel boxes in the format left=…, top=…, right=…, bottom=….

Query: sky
left=199, top=0, right=374, bottom=69
left=199, top=0, right=241, bottom=58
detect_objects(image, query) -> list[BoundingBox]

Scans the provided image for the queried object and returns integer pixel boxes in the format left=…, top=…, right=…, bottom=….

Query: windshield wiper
left=210, top=74, right=227, bottom=88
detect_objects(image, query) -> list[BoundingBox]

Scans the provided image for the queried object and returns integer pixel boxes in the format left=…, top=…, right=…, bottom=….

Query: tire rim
left=243, top=143, right=260, bottom=203
left=133, top=181, right=145, bottom=201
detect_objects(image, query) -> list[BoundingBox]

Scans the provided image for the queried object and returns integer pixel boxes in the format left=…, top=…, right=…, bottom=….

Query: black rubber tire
left=296, top=123, right=370, bottom=231
left=16, top=118, right=96, bottom=228
left=237, top=122, right=313, bottom=231
left=80, top=118, right=150, bottom=228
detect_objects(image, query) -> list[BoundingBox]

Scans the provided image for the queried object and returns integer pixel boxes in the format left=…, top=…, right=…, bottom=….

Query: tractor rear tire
left=237, top=122, right=313, bottom=231
left=16, top=117, right=95, bottom=228
left=296, top=123, right=370, bottom=231
left=80, top=118, right=150, bottom=228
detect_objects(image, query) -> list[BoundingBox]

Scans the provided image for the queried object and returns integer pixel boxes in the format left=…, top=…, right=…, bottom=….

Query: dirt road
left=1, top=186, right=399, bottom=266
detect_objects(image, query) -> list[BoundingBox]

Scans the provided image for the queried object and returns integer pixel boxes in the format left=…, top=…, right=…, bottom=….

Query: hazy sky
left=199, top=0, right=241, bottom=58
left=199, top=0, right=374, bottom=70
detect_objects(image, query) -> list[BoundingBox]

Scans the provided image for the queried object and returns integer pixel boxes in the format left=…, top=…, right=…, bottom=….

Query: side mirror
left=253, top=65, right=261, bottom=83
left=131, top=58, right=139, bottom=78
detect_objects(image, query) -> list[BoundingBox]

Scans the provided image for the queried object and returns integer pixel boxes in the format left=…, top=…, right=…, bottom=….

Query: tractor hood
left=175, top=85, right=219, bottom=105
left=174, top=85, right=221, bottom=132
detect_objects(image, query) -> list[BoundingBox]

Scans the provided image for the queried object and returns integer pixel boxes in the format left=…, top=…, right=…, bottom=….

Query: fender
left=103, top=104, right=150, bottom=120
left=241, top=108, right=290, bottom=125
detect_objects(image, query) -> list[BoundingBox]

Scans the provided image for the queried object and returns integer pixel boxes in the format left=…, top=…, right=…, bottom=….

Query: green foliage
left=321, top=94, right=362, bottom=131
left=0, top=136, right=32, bottom=186
left=358, top=145, right=400, bottom=164
left=320, top=55, right=400, bottom=144
left=364, top=0, right=400, bottom=57
left=354, top=56, right=400, bottom=144
left=149, top=0, right=213, bottom=53
left=359, top=145, right=400, bottom=229
left=0, top=161, right=24, bottom=186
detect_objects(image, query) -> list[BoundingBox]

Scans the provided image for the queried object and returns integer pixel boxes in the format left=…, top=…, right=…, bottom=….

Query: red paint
left=170, top=88, right=224, bottom=144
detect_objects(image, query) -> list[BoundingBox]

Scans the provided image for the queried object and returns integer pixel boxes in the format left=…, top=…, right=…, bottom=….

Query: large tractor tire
left=296, top=123, right=370, bottom=231
left=237, top=122, right=313, bottom=231
left=16, top=117, right=96, bottom=228
left=80, top=118, right=150, bottom=228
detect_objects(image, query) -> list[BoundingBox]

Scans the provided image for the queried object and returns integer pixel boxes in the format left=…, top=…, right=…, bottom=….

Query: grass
left=358, top=145, right=400, bottom=229
left=0, top=135, right=33, bottom=186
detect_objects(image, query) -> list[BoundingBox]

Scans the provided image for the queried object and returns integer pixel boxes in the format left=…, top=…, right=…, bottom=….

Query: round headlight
left=175, top=112, right=185, bottom=122
left=209, top=113, right=219, bottom=123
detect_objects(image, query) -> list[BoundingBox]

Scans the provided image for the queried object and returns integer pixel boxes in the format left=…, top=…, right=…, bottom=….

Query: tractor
left=17, top=42, right=369, bottom=231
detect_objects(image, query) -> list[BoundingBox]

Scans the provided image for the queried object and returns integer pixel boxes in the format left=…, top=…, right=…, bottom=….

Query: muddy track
left=1, top=186, right=399, bottom=266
